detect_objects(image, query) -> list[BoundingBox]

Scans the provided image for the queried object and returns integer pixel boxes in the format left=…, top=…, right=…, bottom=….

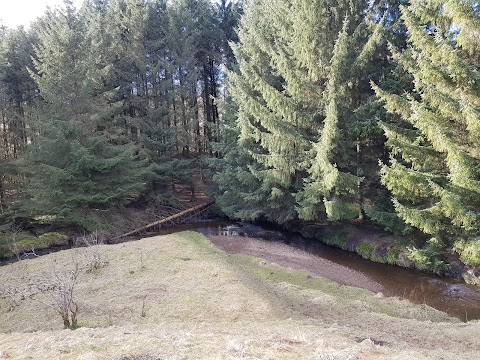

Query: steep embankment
left=0, top=231, right=479, bottom=359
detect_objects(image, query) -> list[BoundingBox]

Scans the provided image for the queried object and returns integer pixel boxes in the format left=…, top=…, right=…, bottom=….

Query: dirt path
left=208, top=235, right=384, bottom=293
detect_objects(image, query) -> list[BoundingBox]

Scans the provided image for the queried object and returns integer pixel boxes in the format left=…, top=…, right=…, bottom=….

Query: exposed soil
left=209, top=235, right=383, bottom=293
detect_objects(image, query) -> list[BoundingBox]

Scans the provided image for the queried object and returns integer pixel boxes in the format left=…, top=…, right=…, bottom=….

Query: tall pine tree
left=374, top=0, right=480, bottom=271
left=223, top=0, right=387, bottom=224
left=24, top=2, right=150, bottom=230
left=0, top=26, right=37, bottom=214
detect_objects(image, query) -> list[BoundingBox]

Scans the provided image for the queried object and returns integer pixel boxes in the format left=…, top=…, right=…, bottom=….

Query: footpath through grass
left=0, top=231, right=479, bottom=359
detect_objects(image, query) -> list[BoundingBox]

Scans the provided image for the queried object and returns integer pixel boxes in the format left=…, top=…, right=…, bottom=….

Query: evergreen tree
left=82, top=0, right=151, bottom=146
left=141, top=0, right=176, bottom=161
left=360, top=0, right=414, bottom=234
left=0, top=27, right=36, bottom=158
left=0, top=26, right=38, bottom=214
left=211, top=101, right=277, bottom=221
left=223, top=0, right=387, bottom=224
left=296, top=0, right=389, bottom=222
left=24, top=2, right=150, bottom=229
left=215, top=0, right=243, bottom=69
left=166, top=0, right=203, bottom=154
left=167, top=0, right=223, bottom=155
left=225, top=0, right=302, bottom=223
left=374, top=0, right=480, bottom=270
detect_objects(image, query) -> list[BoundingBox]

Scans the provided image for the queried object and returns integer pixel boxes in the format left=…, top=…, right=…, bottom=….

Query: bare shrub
left=1, top=231, right=108, bottom=329
left=0, top=261, right=30, bottom=311
left=74, top=230, right=108, bottom=273
left=7, top=223, right=22, bottom=261
left=1, top=259, right=82, bottom=329
left=0, top=283, right=25, bottom=311
left=27, top=259, right=81, bottom=329
left=73, top=229, right=104, bottom=247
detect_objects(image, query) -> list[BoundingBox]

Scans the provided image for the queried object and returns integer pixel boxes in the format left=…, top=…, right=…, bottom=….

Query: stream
left=156, top=221, right=480, bottom=322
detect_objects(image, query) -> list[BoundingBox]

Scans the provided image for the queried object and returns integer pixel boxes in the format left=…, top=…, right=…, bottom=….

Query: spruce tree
left=374, top=0, right=480, bottom=270
left=0, top=27, right=37, bottom=214
left=0, top=27, right=37, bottom=158
left=211, top=101, right=277, bottom=221
left=141, top=0, right=175, bottom=161
left=24, top=2, right=150, bottom=230
left=215, top=0, right=243, bottom=69
left=296, top=0, right=390, bottom=222
left=225, top=0, right=302, bottom=224
left=224, top=0, right=387, bottom=224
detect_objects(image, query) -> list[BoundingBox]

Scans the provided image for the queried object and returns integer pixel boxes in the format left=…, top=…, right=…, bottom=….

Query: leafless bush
left=0, top=283, right=25, bottom=311
left=0, top=258, right=81, bottom=329
left=7, top=223, right=22, bottom=261
left=6, top=222, right=49, bottom=261
left=73, top=230, right=108, bottom=273
left=73, top=230, right=104, bottom=247
left=28, top=259, right=81, bottom=329
left=0, top=261, right=30, bottom=311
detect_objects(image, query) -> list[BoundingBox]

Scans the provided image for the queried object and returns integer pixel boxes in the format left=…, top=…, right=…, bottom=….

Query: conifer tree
left=167, top=0, right=223, bottom=155
left=211, top=101, right=277, bottom=221
left=224, top=0, right=387, bottom=224
left=225, top=0, right=302, bottom=223
left=141, top=0, right=173, bottom=161
left=166, top=0, right=203, bottom=155
left=296, top=0, right=389, bottom=222
left=0, top=27, right=37, bottom=213
left=374, top=0, right=480, bottom=270
left=0, top=27, right=37, bottom=156
left=215, top=0, right=243, bottom=69
left=87, top=0, right=151, bottom=145
left=24, top=2, right=150, bottom=229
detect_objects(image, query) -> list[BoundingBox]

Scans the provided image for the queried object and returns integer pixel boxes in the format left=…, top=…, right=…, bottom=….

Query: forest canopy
left=0, top=0, right=241, bottom=228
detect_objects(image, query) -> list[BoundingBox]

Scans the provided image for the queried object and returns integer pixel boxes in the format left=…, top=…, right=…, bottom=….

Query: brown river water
left=158, top=221, right=480, bottom=322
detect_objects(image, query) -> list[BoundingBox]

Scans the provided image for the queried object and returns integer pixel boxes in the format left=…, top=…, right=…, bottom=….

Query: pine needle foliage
left=226, top=0, right=388, bottom=224
left=374, top=0, right=480, bottom=267
left=23, top=3, right=150, bottom=230
left=210, top=101, right=281, bottom=222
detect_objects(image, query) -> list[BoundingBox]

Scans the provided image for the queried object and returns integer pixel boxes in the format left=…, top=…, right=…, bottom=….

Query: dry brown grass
left=0, top=231, right=479, bottom=359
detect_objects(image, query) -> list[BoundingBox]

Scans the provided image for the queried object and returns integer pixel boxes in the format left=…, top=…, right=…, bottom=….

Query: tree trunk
left=357, top=138, right=365, bottom=221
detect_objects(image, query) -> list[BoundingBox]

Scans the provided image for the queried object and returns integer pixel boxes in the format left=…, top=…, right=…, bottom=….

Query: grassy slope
left=0, top=231, right=479, bottom=359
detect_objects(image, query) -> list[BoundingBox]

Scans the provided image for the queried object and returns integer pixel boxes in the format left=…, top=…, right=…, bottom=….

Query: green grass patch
left=227, top=252, right=371, bottom=302
left=383, top=245, right=403, bottom=265
left=0, top=231, right=69, bottom=258
left=357, top=242, right=374, bottom=259
left=321, top=227, right=349, bottom=250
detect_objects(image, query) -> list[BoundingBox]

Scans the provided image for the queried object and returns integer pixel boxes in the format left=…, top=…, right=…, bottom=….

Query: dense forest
left=0, top=0, right=242, bottom=229
left=0, top=0, right=479, bottom=279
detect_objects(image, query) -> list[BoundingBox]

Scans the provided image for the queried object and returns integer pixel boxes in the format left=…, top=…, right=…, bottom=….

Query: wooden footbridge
left=114, top=200, right=215, bottom=240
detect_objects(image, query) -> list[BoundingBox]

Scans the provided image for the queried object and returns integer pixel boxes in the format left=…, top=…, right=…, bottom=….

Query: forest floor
left=0, top=231, right=479, bottom=359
